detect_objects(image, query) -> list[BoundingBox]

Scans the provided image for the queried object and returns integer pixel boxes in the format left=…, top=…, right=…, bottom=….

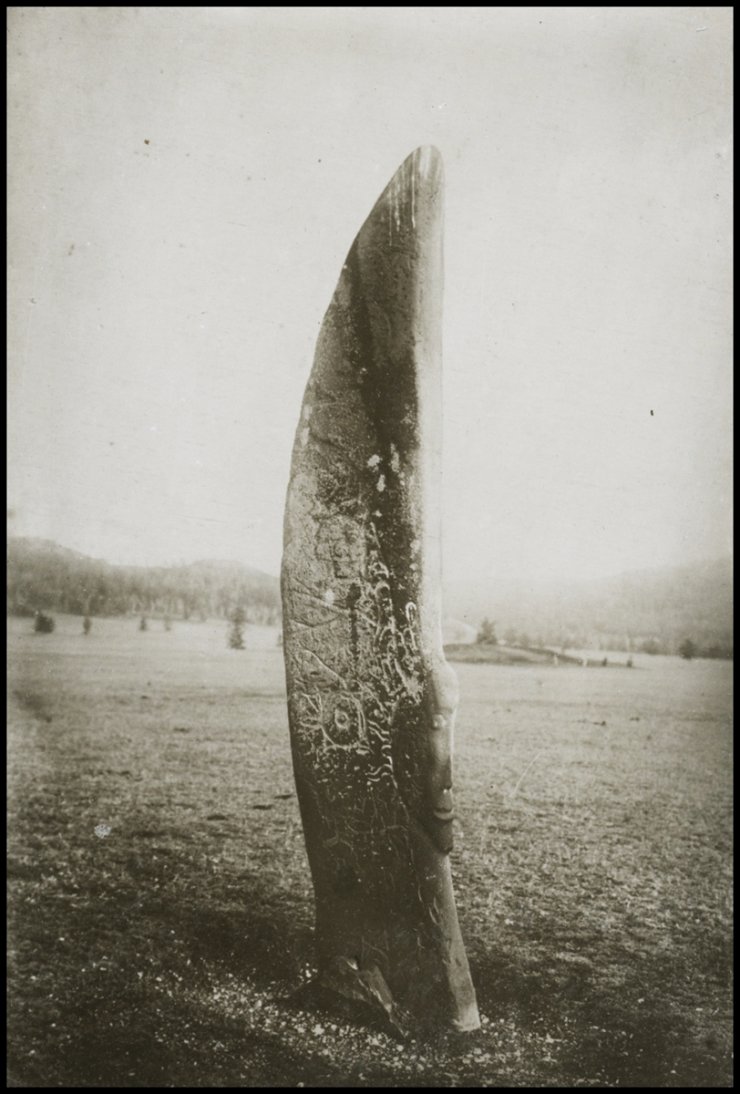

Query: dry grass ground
left=7, top=615, right=733, bottom=1087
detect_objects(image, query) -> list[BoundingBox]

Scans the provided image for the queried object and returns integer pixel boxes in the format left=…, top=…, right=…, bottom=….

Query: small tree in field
left=34, top=611, right=55, bottom=634
left=83, top=616, right=92, bottom=635
left=678, top=638, right=696, bottom=661
left=164, top=615, right=172, bottom=632
left=139, top=616, right=148, bottom=632
left=477, top=617, right=497, bottom=645
left=228, top=606, right=246, bottom=650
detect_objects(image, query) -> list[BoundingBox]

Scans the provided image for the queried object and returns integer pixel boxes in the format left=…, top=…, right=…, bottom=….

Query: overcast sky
left=8, top=7, right=732, bottom=583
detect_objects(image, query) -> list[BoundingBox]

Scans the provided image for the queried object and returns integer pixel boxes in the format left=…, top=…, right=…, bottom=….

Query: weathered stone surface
left=281, top=147, right=479, bottom=1034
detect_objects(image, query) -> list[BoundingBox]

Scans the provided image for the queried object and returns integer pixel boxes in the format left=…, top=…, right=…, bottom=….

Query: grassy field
left=7, top=614, right=733, bottom=1087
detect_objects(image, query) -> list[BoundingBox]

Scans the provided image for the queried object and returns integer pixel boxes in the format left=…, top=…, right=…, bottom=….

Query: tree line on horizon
left=7, top=539, right=280, bottom=625
left=7, top=537, right=733, bottom=660
left=464, top=556, right=733, bottom=661
left=474, top=616, right=732, bottom=661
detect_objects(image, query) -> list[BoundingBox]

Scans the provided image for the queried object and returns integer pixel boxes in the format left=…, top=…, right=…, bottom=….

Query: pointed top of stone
left=360, top=146, right=444, bottom=247
left=411, top=143, right=443, bottom=176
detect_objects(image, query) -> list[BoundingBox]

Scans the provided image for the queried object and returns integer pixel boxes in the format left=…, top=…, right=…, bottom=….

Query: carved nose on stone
left=433, top=787, right=454, bottom=821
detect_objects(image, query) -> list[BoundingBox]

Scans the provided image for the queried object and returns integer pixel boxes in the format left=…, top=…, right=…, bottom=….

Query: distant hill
left=6, top=538, right=280, bottom=624
left=444, top=557, right=733, bottom=658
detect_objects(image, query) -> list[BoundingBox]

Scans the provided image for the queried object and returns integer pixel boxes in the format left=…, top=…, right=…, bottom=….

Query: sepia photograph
left=7, top=7, right=732, bottom=1087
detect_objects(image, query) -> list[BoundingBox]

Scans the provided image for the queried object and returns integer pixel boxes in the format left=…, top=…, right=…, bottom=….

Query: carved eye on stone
left=322, top=694, right=366, bottom=749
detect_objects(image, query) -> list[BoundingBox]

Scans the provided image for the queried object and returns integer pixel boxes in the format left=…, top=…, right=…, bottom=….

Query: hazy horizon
left=8, top=8, right=732, bottom=585
left=8, top=529, right=732, bottom=589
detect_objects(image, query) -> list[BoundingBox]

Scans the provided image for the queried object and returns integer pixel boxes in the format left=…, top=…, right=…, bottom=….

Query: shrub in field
left=33, top=611, right=55, bottom=634
left=82, top=616, right=92, bottom=635
left=228, top=606, right=246, bottom=650
left=139, top=616, right=148, bottom=632
left=679, top=638, right=696, bottom=660
left=477, top=617, right=497, bottom=645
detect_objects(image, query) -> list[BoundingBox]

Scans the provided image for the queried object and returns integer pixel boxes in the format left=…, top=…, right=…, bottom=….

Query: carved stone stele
left=281, top=147, right=479, bottom=1034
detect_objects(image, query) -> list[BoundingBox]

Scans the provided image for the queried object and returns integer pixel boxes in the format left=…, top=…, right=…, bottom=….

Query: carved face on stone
left=421, top=658, right=459, bottom=854
left=316, top=518, right=366, bottom=582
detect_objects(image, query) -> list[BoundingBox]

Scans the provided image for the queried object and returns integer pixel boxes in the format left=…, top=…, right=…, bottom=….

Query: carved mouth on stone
left=433, top=808, right=455, bottom=822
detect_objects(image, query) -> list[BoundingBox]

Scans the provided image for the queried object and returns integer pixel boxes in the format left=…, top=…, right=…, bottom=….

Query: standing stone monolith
left=281, top=146, right=480, bottom=1035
